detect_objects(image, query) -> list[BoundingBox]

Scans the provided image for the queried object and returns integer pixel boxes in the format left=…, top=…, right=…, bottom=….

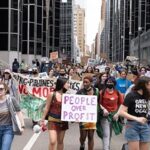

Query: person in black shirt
left=12, top=58, right=19, bottom=73
left=119, top=76, right=150, bottom=150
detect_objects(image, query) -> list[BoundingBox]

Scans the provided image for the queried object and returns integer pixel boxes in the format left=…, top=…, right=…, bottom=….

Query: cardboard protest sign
left=61, top=94, right=97, bottom=122
left=50, top=51, right=58, bottom=60
left=39, top=72, right=49, bottom=79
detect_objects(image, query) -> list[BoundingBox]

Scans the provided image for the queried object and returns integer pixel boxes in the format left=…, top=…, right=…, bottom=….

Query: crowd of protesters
left=1, top=58, right=150, bottom=150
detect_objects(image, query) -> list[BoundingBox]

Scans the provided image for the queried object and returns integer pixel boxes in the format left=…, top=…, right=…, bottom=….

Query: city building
left=74, top=5, right=85, bottom=56
left=102, top=0, right=150, bottom=64
left=130, top=0, right=150, bottom=64
left=0, top=0, right=22, bottom=65
left=49, top=0, right=60, bottom=56
left=59, top=0, right=74, bottom=63
left=0, top=0, right=74, bottom=65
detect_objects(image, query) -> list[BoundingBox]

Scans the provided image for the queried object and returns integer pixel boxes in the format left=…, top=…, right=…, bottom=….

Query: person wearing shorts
left=41, top=77, right=70, bottom=150
left=119, top=76, right=150, bottom=150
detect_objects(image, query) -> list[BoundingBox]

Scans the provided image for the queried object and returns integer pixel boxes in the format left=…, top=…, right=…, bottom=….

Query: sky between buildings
left=75, top=0, right=101, bottom=47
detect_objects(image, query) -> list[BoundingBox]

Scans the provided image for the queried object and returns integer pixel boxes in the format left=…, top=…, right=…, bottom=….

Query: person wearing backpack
left=98, top=77, right=123, bottom=150
left=12, top=58, right=19, bottom=73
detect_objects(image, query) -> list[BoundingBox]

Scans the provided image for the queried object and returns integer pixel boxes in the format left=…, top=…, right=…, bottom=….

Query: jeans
left=100, top=118, right=112, bottom=150
left=0, top=125, right=14, bottom=150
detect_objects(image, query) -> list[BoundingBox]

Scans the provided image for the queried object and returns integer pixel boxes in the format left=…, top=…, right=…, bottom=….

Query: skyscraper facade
left=74, top=5, right=85, bottom=56
left=102, top=0, right=150, bottom=63
left=22, top=0, right=44, bottom=64
left=59, top=0, right=74, bottom=62
left=0, top=0, right=22, bottom=65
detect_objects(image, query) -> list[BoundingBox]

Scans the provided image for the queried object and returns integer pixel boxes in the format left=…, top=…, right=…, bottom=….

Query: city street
left=12, top=119, right=126, bottom=150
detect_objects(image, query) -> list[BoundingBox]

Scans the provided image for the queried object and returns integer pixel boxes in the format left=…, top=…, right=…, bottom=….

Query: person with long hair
left=119, top=76, right=150, bottom=150
left=41, top=77, right=70, bottom=150
left=0, top=82, right=24, bottom=150
left=94, top=72, right=108, bottom=91
left=98, top=77, right=123, bottom=150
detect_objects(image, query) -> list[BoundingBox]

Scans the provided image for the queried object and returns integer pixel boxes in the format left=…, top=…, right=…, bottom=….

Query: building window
left=29, top=23, right=34, bottom=40
left=10, top=34, right=17, bottom=51
left=0, top=34, right=8, bottom=50
left=23, top=0, right=28, bottom=4
left=37, top=25, right=42, bottom=38
left=0, top=0, right=8, bottom=8
left=29, top=0, right=35, bottom=3
left=0, top=9, right=8, bottom=32
left=23, top=23, right=27, bottom=40
left=30, top=5, right=35, bottom=22
left=11, top=10, right=18, bottom=33
left=11, top=0, right=18, bottom=9
left=37, top=1, right=42, bottom=6
left=22, top=41, right=27, bottom=54
left=37, top=7, right=42, bottom=24
left=29, top=42, right=34, bottom=54
left=23, top=5, right=28, bottom=21
left=37, top=43, right=41, bottom=55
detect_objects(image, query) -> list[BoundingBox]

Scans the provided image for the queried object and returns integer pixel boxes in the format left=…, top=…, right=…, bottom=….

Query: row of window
left=0, top=34, right=21, bottom=51
left=0, top=0, right=19, bottom=9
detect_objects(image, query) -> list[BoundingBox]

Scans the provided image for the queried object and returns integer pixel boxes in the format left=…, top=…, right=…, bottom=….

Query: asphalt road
left=11, top=119, right=126, bottom=150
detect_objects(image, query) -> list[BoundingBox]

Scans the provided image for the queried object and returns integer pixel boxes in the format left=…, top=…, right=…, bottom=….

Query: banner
left=12, top=73, right=83, bottom=121
left=61, top=94, right=97, bottom=122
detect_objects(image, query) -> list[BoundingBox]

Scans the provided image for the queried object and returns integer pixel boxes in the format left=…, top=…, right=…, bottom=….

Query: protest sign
left=12, top=73, right=83, bottom=121
left=61, top=94, right=97, bottom=122
left=39, top=72, right=49, bottom=79
left=50, top=51, right=58, bottom=60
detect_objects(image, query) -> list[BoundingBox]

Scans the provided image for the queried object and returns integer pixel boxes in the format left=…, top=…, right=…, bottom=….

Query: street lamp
left=121, top=35, right=125, bottom=62
left=138, top=27, right=142, bottom=67
left=138, top=0, right=142, bottom=67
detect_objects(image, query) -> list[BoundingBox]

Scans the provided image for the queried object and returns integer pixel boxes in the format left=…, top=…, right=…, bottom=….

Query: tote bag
left=6, top=96, right=22, bottom=135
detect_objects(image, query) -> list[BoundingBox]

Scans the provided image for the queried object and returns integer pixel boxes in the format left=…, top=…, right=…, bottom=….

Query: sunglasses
left=4, top=72, right=10, bottom=74
left=0, top=88, right=4, bottom=91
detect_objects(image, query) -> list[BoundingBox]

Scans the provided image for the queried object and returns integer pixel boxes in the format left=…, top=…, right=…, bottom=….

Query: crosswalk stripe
left=23, top=132, right=41, bottom=150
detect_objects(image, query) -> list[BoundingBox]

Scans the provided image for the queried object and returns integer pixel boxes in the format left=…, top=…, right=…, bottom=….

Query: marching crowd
left=0, top=58, right=150, bottom=150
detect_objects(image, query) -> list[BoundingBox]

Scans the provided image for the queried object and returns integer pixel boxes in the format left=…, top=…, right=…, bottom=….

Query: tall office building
left=130, top=0, right=150, bottom=64
left=22, top=0, right=44, bottom=64
left=74, top=5, right=85, bottom=56
left=99, top=0, right=106, bottom=58
left=0, top=0, right=74, bottom=65
left=59, top=0, right=74, bottom=62
left=0, top=0, right=22, bottom=65
left=49, top=0, right=60, bottom=55
left=103, top=0, right=150, bottom=63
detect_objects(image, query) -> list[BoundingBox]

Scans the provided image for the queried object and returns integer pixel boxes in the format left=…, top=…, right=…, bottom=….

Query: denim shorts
left=125, top=121, right=150, bottom=142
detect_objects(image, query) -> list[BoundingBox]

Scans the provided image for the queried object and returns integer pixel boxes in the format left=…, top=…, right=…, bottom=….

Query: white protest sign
left=61, top=94, right=97, bottom=122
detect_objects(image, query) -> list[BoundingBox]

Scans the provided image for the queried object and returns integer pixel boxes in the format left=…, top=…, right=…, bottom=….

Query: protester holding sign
left=98, top=77, right=123, bottom=150
left=41, top=77, right=70, bottom=150
left=76, top=75, right=99, bottom=150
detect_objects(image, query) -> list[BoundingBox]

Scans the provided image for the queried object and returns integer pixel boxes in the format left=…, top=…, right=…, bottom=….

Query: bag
left=121, top=143, right=128, bottom=150
left=6, top=96, right=22, bottom=135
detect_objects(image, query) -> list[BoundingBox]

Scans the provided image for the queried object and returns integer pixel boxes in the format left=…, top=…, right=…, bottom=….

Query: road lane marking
left=23, top=132, right=41, bottom=150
